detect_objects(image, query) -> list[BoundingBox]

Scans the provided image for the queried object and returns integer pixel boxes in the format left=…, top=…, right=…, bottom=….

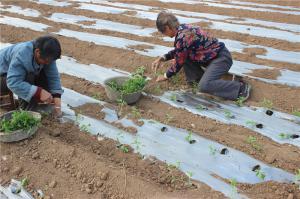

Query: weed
left=0, top=111, right=40, bottom=133
left=224, top=110, right=235, bottom=119
left=246, top=120, right=257, bottom=128
left=209, top=145, right=217, bottom=156
left=117, top=98, right=126, bottom=116
left=131, top=106, right=141, bottom=118
left=185, top=131, right=193, bottom=142
left=170, top=94, right=177, bottom=101
left=235, top=96, right=246, bottom=107
left=164, top=113, right=173, bottom=124
left=120, top=145, right=129, bottom=153
left=255, top=169, right=266, bottom=180
left=246, top=136, right=262, bottom=151
left=260, top=98, right=273, bottom=110
left=132, top=66, right=146, bottom=76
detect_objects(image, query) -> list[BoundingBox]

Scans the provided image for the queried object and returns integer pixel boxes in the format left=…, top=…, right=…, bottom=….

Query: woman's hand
left=152, top=56, right=165, bottom=73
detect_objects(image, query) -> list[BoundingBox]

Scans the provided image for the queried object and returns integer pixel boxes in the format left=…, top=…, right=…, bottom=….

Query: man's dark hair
left=34, top=35, right=61, bottom=60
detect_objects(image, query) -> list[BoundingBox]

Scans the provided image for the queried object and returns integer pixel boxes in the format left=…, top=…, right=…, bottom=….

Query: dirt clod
left=49, top=180, right=57, bottom=188
left=12, top=167, right=23, bottom=176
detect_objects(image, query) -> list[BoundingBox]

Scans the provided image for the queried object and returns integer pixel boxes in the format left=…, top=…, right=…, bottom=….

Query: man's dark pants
left=183, top=47, right=240, bottom=100
left=0, top=70, right=51, bottom=111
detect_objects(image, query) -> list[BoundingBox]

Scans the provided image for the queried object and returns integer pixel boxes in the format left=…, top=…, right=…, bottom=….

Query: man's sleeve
left=43, top=61, right=63, bottom=98
left=6, top=55, right=37, bottom=102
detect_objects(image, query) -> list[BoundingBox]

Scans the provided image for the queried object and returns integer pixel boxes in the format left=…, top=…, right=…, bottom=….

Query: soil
left=1, top=0, right=300, bottom=198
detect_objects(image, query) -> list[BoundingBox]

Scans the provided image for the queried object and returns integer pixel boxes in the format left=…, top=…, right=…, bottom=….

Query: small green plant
left=132, top=137, right=142, bottom=152
left=186, top=171, right=193, bottom=185
left=246, top=120, right=257, bottom=128
left=185, top=131, right=193, bottom=142
left=91, top=92, right=103, bottom=100
left=294, top=169, right=300, bottom=188
left=196, top=104, right=205, bottom=111
left=209, top=145, right=217, bottom=156
left=167, top=161, right=181, bottom=170
left=0, top=111, right=40, bottom=133
left=191, top=82, right=198, bottom=94
left=255, top=169, right=266, bottom=180
left=117, top=98, right=126, bottom=116
left=170, top=74, right=180, bottom=85
left=120, top=145, right=129, bottom=153
left=170, top=94, right=177, bottom=101
left=235, top=96, right=246, bottom=107
left=132, top=66, right=145, bottom=76
left=230, top=178, right=238, bottom=197
left=246, top=136, right=262, bottom=151
left=292, top=109, right=300, bottom=117
left=21, top=178, right=29, bottom=187
left=131, top=106, right=141, bottom=118
left=224, top=110, right=234, bottom=119
left=260, top=98, right=273, bottom=109
left=107, top=67, right=147, bottom=97
left=278, top=133, right=292, bottom=139
left=80, top=123, right=91, bottom=133
left=164, top=113, right=173, bottom=124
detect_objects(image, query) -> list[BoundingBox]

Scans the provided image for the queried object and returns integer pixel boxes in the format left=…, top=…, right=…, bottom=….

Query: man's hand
left=156, top=74, right=168, bottom=82
left=53, top=97, right=62, bottom=117
left=40, top=89, right=53, bottom=103
left=152, top=56, right=165, bottom=73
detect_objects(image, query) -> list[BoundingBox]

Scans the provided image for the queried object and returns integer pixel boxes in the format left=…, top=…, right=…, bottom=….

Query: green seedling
left=132, top=137, right=142, bottom=152
left=132, top=66, right=146, bottom=76
left=255, top=169, right=266, bottom=180
left=196, top=104, right=206, bottom=111
left=224, top=110, right=234, bottom=119
left=170, top=94, right=177, bottom=101
left=294, top=169, right=300, bottom=188
left=186, top=171, right=193, bottom=186
left=107, top=67, right=147, bottom=97
left=235, top=96, right=246, bottom=107
left=0, top=111, right=40, bottom=133
left=170, top=74, right=180, bottom=85
left=164, top=113, right=173, bottom=124
left=131, top=106, right=141, bottom=118
left=292, top=109, right=300, bottom=117
left=191, top=82, right=198, bottom=94
left=246, top=136, right=262, bottom=151
left=80, top=123, right=91, bottom=133
left=120, top=145, right=129, bottom=153
left=167, top=161, right=181, bottom=170
left=229, top=178, right=238, bottom=199
left=185, top=131, right=193, bottom=142
left=91, top=92, right=103, bottom=100
left=278, top=133, right=292, bottom=139
left=21, top=178, right=29, bottom=187
left=260, top=98, right=273, bottom=110
left=209, top=145, right=217, bottom=156
left=117, top=98, right=126, bottom=116
left=246, top=120, right=257, bottom=128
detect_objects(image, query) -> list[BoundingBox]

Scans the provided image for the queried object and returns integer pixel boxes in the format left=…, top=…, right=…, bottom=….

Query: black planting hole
left=116, top=144, right=122, bottom=148
left=220, top=148, right=229, bottom=155
left=189, top=140, right=196, bottom=144
left=161, top=127, right=167, bottom=132
left=291, top=134, right=299, bottom=139
left=266, top=110, right=273, bottom=116
left=252, top=165, right=261, bottom=172
left=256, top=124, right=263, bottom=129
left=176, top=99, right=184, bottom=103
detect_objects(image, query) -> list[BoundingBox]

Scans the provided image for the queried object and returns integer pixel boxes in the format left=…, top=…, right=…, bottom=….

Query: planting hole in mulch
left=291, top=134, right=299, bottom=139
left=266, top=110, right=273, bottom=116
left=256, top=124, right=263, bottom=129
left=252, top=165, right=261, bottom=172
left=189, top=139, right=196, bottom=144
left=220, top=148, right=229, bottom=155
left=176, top=99, right=184, bottom=103
left=161, top=127, right=167, bottom=132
